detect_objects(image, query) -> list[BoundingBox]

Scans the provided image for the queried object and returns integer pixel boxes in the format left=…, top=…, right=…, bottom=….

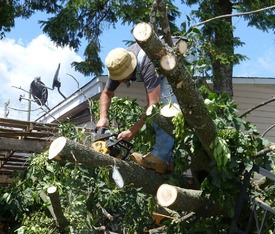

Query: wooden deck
left=0, top=118, right=59, bottom=186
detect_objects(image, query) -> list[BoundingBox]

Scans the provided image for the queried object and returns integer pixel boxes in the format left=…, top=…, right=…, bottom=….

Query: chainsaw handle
left=96, top=127, right=109, bottom=134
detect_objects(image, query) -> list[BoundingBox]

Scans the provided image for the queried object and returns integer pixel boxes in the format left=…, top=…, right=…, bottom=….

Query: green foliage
left=58, top=120, right=87, bottom=142
left=0, top=122, right=155, bottom=233
left=210, top=136, right=231, bottom=171
left=0, top=96, right=274, bottom=233
left=162, top=90, right=274, bottom=232
left=201, top=92, right=274, bottom=223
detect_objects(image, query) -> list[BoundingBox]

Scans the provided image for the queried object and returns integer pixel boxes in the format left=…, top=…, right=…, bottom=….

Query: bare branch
left=193, top=5, right=275, bottom=28
left=66, top=73, right=80, bottom=90
left=66, top=73, right=94, bottom=124
left=254, top=144, right=275, bottom=157
left=261, top=123, right=275, bottom=138
left=12, top=85, right=30, bottom=94
left=239, top=97, right=275, bottom=118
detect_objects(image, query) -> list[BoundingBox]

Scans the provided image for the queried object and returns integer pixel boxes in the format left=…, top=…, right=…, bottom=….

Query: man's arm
left=117, top=84, right=160, bottom=141
left=96, top=87, right=114, bottom=128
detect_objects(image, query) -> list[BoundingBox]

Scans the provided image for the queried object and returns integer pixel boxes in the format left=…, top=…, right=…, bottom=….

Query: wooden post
left=47, top=185, right=69, bottom=230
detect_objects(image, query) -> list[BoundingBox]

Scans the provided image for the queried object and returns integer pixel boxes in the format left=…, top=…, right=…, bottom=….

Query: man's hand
left=117, top=130, right=134, bottom=142
left=96, top=117, right=109, bottom=129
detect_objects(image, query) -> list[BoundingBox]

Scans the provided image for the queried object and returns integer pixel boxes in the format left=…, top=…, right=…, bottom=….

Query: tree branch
left=254, top=144, right=275, bottom=157
left=156, top=0, right=173, bottom=47
left=47, top=185, right=69, bottom=231
left=150, top=0, right=158, bottom=33
left=262, top=123, right=275, bottom=138
left=132, top=22, right=216, bottom=160
left=48, top=137, right=167, bottom=195
left=239, top=97, right=275, bottom=118
left=193, top=5, right=275, bottom=28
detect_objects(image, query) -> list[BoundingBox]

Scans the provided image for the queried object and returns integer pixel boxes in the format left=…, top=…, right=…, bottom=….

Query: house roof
left=36, top=75, right=107, bottom=124
left=36, top=76, right=275, bottom=124
left=232, top=77, right=275, bottom=84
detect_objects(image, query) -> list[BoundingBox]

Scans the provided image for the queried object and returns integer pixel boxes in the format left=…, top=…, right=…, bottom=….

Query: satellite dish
left=30, top=77, right=48, bottom=106
left=51, top=63, right=66, bottom=99
left=52, top=63, right=61, bottom=89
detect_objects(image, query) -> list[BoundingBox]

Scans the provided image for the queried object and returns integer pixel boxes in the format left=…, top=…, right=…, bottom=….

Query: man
left=96, top=43, right=177, bottom=174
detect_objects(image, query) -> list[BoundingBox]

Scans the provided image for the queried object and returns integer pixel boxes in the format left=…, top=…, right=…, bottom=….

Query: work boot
left=130, top=152, right=168, bottom=174
left=166, top=162, right=174, bottom=173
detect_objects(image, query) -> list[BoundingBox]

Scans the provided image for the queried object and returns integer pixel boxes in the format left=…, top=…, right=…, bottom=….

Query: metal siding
left=234, top=84, right=275, bottom=143
left=115, top=82, right=147, bottom=107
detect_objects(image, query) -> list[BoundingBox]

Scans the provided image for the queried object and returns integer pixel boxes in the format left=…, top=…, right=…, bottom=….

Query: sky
left=0, top=4, right=274, bottom=121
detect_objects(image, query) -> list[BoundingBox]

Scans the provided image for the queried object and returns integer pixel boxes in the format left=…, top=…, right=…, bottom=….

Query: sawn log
left=48, top=137, right=166, bottom=195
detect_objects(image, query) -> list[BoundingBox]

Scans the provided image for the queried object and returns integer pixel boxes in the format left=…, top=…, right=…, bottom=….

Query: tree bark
left=210, top=0, right=234, bottom=97
left=156, top=184, right=207, bottom=212
left=49, top=137, right=166, bottom=195
left=156, top=184, right=223, bottom=216
left=132, top=22, right=216, bottom=162
left=48, top=137, right=221, bottom=214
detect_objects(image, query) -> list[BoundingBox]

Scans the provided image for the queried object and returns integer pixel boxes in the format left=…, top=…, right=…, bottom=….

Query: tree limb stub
left=176, top=39, right=188, bottom=55
left=47, top=185, right=69, bottom=230
left=133, top=22, right=217, bottom=160
left=160, top=53, right=176, bottom=70
left=49, top=137, right=166, bottom=195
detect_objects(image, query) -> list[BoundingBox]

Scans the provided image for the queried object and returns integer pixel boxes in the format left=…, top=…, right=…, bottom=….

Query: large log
left=49, top=137, right=166, bottom=195
left=48, top=137, right=219, bottom=214
left=132, top=22, right=216, bottom=161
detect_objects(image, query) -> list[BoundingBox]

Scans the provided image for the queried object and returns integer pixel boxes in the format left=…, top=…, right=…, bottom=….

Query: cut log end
left=160, top=54, right=176, bottom=71
left=146, top=104, right=156, bottom=116
left=176, top=40, right=188, bottom=54
left=157, top=184, right=178, bottom=207
left=160, top=103, right=181, bottom=118
left=47, top=186, right=57, bottom=194
left=49, top=137, right=67, bottom=160
left=133, top=22, right=152, bottom=42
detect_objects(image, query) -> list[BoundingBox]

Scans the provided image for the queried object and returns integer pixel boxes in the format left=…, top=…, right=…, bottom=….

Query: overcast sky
left=0, top=5, right=274, bottom=121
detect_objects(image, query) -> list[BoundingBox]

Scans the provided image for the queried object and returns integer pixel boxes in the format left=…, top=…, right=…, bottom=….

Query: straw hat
left=105, top=48, right=137, bottom=81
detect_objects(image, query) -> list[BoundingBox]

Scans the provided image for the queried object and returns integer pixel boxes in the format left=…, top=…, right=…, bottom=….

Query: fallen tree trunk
left=48, top=138, right=222, bottom=214
left=49, top=137, right=166, bottom=195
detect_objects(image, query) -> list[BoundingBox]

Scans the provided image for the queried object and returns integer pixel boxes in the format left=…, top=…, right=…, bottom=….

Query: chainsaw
left=92, top=127, right=133, bottom=160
